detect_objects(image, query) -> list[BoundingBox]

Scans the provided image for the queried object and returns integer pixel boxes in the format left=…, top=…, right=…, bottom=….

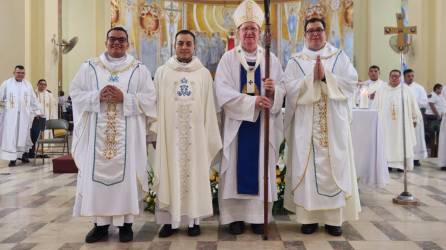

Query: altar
left=351, top=108, right=389, bottom=188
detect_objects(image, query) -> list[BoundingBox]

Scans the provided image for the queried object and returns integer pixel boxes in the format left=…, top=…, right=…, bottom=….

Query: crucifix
left=164, top=1, right=180, bottom=56
left=384, top=12, right=418, bottom=206
left=384, top=13, right=417, bottom=52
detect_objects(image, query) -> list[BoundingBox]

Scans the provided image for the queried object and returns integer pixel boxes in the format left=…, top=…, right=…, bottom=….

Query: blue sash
left=236, top=64, right=262, bottom=195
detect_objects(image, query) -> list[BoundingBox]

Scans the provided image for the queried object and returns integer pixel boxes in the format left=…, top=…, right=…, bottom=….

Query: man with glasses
left=283, top=9, right=360, bottom=236
left=153, top=29, right=222, bottom=238
left=0, top=65, right=43, bottom=167
left=28, top=79, right=58, bottom=158
left=70, top=27, right=156, bottom=243
left=373, top=70, right=420, bottom=172
left=214, top=0, right=286, bottom=235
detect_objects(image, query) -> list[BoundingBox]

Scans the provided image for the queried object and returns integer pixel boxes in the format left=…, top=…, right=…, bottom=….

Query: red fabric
left=52, top=155, right=78, bottom=173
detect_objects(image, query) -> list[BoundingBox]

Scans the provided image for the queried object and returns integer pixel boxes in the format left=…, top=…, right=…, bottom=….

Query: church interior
left=1, top=0, right=446, bottom=249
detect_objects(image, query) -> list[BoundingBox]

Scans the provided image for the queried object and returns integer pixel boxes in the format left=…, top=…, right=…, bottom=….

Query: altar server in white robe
left=70, top=27, right=156, bottom=243
left=373, top=70, right=421, bottom=171
left=214, top=0, right=286, bottom=235
left=430, top=84, right=446, bottom=171
left=153, top=30, right=222, bottom=238
left=354, top=65, right=385, bottom=108
left=283, top=15, right=361, bottom=236
left=0, top=65, right=43, bottom=167
left=404, top=69, right=428, bottom=165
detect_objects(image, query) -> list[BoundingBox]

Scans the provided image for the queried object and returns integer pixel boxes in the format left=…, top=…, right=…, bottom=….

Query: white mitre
left=232, top=0, right=264, bottom=28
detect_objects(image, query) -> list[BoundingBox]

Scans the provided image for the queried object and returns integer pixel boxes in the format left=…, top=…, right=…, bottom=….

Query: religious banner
left=110, top=0, right=354, bottom=73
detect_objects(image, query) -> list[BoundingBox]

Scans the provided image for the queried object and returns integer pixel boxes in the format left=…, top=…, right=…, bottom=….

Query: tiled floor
left=1, top=159, right=446, bottom=250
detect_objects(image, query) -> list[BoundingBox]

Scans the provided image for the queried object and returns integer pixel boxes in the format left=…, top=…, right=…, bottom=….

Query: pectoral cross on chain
left=384, top=13, right=417, bottom=52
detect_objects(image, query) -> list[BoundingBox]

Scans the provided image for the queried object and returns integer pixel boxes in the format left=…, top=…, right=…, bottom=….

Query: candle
left=359, top=87, right=369, bottom=108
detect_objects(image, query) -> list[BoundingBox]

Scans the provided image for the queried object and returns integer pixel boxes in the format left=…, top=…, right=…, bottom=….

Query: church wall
left=353, top=0, right=369, bottom=80
left=0, top=0, right=27, bottom=82
left=433, top=0, right=446, bottom=87
left=367, top=0, right=401, bottom=81
left=407, top=0, right=435, bottom=90
left=29, top=0, right=45, bottom=88
left=62, top=0, right=110, bottom=95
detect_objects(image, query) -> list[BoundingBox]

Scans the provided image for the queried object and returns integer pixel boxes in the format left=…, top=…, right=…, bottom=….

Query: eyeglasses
left=108, top=36, right=128, bottom=44
left=240, top=26, right=259, bottom=33
left=305, top=28, right=325, bottom=35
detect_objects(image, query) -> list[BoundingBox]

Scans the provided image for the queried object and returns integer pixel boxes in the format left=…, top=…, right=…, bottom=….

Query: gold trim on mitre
left=232, top=0, right=264, bottom=28
left=303, top=3, right=327, bottom=21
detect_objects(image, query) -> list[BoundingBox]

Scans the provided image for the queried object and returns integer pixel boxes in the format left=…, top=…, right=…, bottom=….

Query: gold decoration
left=316, top=94, right=329, bottom=147
left=103, top=102, right=118, bottom=160
left=9, top=93, right=15, bottom=108
left=111, top=0, right=120, bottom=27
left=391, top=102, right=397, bottom=121
left=303, top=3, right=327, bottom=21
left=139, top=2, right=162, bottom=39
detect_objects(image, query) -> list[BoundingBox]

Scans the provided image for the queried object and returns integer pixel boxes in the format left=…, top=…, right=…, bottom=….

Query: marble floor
left=0, top=159, right=446, bottom=250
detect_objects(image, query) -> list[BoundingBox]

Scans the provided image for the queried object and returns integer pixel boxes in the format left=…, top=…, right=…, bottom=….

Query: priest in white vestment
left=214, top=0, right=286, bottom=235
left=429, top=84, right=446, bottom=170
left=0, top=65, right=43, bottom=167
left=404, top=69, right=428, bottom=165
left=153, top=30, right=222, bottom=238
left=70, top=27, right=156, bottom=243
left=373, top=70, right=421, bottom=171
left=283, top=15, right=361, bottom=237
left=354, top=65, right=385, bottom=108
left=29, top=79, right=58, bottom=157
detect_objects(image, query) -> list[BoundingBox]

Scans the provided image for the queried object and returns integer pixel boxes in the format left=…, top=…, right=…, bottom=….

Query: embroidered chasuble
left=0, top=78, right=42, bottom=160
left=237, top=62, right=262, bottom=195
left=71, top=53, right=156, bottom=223
left=283, top=42, right=361, bottom=225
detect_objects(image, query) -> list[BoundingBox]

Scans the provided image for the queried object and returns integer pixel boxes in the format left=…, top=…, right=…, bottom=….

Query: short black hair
left=389, top=69, right=401, bottom=76
left=59, top=90, right=65, bottom=96
left=304, top=18, right=326, bottom=32
left=14, top=65, right=25, bottom=71
left=106, top=26, right=128, bottom=40
left=433, top=83, right=443, bottom=91
left=403, top=68, right=414, bottom=76
left=369, top=65, right=380, bottom=71
left=175, top=30, right=196, bottom=44
left=38, top=79, right=46, bottom=84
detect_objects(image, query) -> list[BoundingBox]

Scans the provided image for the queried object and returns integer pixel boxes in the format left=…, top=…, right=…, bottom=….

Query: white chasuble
left=153, top=56, right=222, bottom=227
left=71, top=53, right=156, bottom=223
left=214, top=46, right=286, bottom=224
left=0, top=78, right=42, bottom=160
left=283, top=43, right=361, bottom=225
left=373, top=83, right=420, bottom=170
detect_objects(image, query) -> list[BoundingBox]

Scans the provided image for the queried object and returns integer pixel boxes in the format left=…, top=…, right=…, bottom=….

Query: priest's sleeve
left=203, top=70, right=223, bottom=169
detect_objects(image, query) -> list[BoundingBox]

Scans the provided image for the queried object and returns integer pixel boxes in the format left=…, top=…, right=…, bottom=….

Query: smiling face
left=175, top=33, right=195, bottom=61
left=105, top=30, right=129, bottom=58
left=304, top=21, right=326, bottom=51
left=237, top=21, right=260, bottom=53
left=37, top=80, right=47, bottom=92
left=389, top=71, right=401, bottom=87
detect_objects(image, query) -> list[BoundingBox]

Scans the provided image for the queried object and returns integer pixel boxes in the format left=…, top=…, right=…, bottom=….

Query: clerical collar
left=241, top=49, right=257, bottom=63
left=176, top=57, right=193, bottom=65
left=105, top=53, right=127, bottom=64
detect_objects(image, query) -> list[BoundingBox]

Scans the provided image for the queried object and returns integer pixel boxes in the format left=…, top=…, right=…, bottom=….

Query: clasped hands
left=100, top=85, right=124, bottom=103
left=314, top=55, right=325, bottom=82
left=255, top=78, right=275, bottom=109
